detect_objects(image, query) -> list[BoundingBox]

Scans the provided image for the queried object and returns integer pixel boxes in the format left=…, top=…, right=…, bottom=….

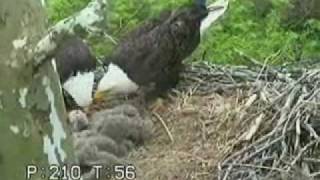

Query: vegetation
left=47, top=0, right=320, bottom=65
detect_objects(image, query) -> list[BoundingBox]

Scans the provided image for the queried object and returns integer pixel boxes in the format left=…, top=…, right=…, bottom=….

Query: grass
left=192, top=0, right=320, bottom=65
left=47, top=0, right=320, bottom=65
left=130, top=86, right=242, bottom=180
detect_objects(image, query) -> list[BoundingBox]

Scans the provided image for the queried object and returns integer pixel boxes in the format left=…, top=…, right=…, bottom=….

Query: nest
left=178, top=61, right=320, bottom=180
left=68, top=60, right=320, bottom=180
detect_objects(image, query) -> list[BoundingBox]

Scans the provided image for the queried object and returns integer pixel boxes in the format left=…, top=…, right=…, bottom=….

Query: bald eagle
left=93, top=0, right=225, bottom=102
left=55, top=0, right=227, bottom=109
left=52, top=36, right=96, bottom=108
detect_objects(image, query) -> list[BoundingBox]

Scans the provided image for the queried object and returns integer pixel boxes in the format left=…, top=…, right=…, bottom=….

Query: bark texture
left=0, top=0, right=73, bottom=179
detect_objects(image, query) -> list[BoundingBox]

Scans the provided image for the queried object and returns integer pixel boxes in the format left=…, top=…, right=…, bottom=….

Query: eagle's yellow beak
left=93, top=90, right=108, bottom=103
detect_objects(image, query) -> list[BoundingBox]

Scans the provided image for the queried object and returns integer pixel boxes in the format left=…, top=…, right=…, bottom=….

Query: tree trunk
left=0, top=0, right=73, bottom=179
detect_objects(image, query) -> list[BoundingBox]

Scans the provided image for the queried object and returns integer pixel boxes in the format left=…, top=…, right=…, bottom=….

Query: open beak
left=208, top=5, right=224, bottom=12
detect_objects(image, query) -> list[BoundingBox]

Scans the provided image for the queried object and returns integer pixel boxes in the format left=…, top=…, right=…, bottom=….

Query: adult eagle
left=55, top=0, right=227, bottom=109
left=53, top=36, right=97, bottom=108
left=94, top=0, right=224, bottom=102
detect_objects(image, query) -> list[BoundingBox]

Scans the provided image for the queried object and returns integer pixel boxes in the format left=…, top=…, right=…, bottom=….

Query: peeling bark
left=0, top=0, right=73, bottom=179
left=33, top=0, right=109, bottom=68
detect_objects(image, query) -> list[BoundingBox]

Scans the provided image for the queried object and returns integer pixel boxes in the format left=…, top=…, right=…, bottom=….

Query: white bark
left=33, top=0, right=110, bottom=68
left=0, top=0, right=74, bottom=179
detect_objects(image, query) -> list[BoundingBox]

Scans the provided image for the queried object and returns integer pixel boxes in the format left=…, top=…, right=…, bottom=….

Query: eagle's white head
left=93, top=63, right=139, bottom=102
left=62, top=63, right=138, bottom=107
left=63, top=71, right=95, bottom=107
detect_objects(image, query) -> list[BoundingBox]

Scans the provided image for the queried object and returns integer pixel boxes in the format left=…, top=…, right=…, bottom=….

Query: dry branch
left=177, top=62, right=320, bottom=180
left=32, top=0, right=110, bottom=68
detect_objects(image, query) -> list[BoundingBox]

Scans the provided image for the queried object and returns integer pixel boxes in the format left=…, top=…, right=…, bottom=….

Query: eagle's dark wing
left=109, top=5, right=208, bottom=95
left=110, top=22, right=177, bottom=85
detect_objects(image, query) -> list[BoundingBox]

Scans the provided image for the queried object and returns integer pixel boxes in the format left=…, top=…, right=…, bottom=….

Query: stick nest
left=179, top=62, right=320, bottom=180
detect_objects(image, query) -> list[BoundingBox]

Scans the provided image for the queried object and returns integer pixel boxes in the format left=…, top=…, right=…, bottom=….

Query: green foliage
left=47, top=0, right=320, bottom=64
left=193, top=0, right=320, bottom=65
left=108, top=0, right=191, bottom=37
left=47, top=0, right=91, bottom=23
left=47, top=0, right=192, bottom=56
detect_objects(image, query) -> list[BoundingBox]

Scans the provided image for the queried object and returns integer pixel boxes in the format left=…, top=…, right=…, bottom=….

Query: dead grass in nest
left=128, top=87, right=250, bottom=180
left=128, top=62, right=320, bottom=180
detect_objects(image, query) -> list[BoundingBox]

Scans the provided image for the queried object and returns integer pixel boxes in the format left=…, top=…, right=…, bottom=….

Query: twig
left=152, top=112, right=174, bottom=143
left=291, top=140, right=319, bottom=167
left=224, top=163, right=288, bottom=173
left=178, top=62, right=320, bottom=180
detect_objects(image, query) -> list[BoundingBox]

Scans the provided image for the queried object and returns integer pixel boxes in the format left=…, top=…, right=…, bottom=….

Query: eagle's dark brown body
left=107, top=4, right=208, bottom=96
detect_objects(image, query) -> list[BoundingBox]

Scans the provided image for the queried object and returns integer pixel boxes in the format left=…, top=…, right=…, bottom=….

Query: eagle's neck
left=62, top=71, right=95, bottom=107
left=62, top=63, right=139, bottom=108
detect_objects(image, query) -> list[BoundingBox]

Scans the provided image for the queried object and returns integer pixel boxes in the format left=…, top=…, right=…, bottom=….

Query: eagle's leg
left=148, top=64, right=183, bottom=112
